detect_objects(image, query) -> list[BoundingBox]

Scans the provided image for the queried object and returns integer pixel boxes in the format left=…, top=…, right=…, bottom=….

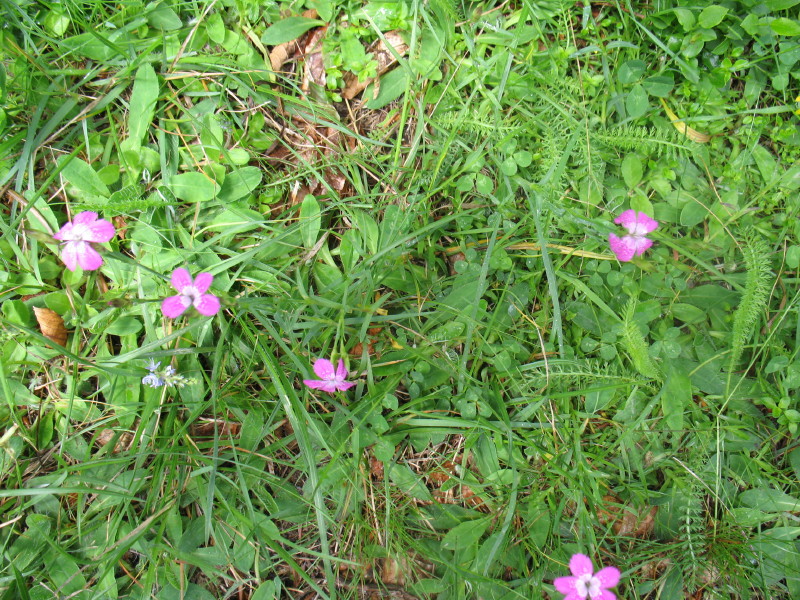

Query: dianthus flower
left=53, top=211, right=116, bottom=271
left=554, top=553, right=620, bottom=600
left=161, top=268, right=221, bottom=318
left=303, top=358, right=356, bottom=393
left=608, top=209, right=658, bottom=262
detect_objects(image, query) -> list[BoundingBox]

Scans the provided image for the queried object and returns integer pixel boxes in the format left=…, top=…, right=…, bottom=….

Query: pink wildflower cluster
left=53, top=213, right=221, bottom=318
left=554, top=553, right=621, bottom=600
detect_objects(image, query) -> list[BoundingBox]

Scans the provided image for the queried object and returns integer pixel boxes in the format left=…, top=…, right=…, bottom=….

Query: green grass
left=1, top=0, right=800, bottom=598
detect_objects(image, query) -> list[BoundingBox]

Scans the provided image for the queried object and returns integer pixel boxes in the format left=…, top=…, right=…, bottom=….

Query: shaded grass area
left=1, top=0, right=800, bottom=598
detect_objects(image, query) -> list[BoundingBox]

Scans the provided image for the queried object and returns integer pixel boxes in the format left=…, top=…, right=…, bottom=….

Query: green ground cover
left=1, top=0, right=800, bottom=598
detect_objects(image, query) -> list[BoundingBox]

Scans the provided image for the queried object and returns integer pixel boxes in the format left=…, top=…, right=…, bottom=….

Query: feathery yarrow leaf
left=729, top=233, right=772, bottom=368
left=621, top=299, right=662, bottom=380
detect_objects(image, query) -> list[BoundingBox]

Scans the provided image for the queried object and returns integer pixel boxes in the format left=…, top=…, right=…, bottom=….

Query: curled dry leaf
left=343, top=31, right=409, bottom=100
left=660, top=99, right=710, bottom=143
left=269, top=41, right=294, bottom=73
left=33, top=307, right=68, bottom=347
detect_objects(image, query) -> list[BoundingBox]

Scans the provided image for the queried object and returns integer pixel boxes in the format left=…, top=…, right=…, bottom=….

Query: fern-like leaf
left=75, top=184, right=180, bottom=215
left=621, top=299, right=661, bottom=380
left=729, top=234, right=772, bottom=369
left=594, top=125, right=695, bottom=159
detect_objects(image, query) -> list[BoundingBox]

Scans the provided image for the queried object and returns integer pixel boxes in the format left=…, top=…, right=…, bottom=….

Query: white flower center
left=181, top=285, right=202, bottom=302
left=575, top=573, right=601, bottom=598
left=64, top=222, right=91, bottom=242
left=629, top=222, right=650, bottom=236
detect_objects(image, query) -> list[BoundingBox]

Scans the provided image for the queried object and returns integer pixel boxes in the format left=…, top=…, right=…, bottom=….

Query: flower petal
left=334, top=380, right=357, bottom=392
left=609, top=234, right=638, bottom=262
left=60, top=242, right=79, bottom=271
left=596, top=591, right=616, bottom=600
left=53, top=222, right=73, bottom=241
left=161, top=295, right=191, bottom=318
left=303, top=379, right=339, bottom=393
left=634, top=212, right=658, bottom=234
left=75, top=241, right=104, bottom=270
left=614, top=210, right=658, bottom=235
left=554, top=575, right=578, bottom=594
left=569, top=553, right=594, bottom=577
left=193, top=272, right=213, bottom=294
left=631, top=236, right=653, bottom=257
left=82, top=216, right=116, bottom=243
left=336, top=359, right=348, bottom=380
left=72, top=211, right=99, bottom=226
left=595, top=567, right=620, bottom=590
left=312, top=358, right=336, bottom=380
left=171, top=268, right=193, bottom=292
left=194, top=293, right=221, bottom=316
left=613, top=209, right=642, bottom=232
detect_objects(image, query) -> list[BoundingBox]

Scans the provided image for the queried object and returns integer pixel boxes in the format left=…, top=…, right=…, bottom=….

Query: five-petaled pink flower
left=53, top=211, right=116, bottom=271
left=303, top=358, right=356, bottom=393
left=608, top=209, right=658, bottom=262
left=161, top=268, right=221, bottom=318
left=554, top=553, right=620, bottom=600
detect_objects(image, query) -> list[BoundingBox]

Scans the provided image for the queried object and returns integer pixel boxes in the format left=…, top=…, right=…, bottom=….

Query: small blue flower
left=142, top=373, right=165, bottom=388
left=141, top=358, right=191, bottom=389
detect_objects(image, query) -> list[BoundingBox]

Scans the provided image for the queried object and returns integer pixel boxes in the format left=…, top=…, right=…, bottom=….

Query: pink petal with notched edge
left=72, top=211, right=99, bottom=226
left=613, top=209, right=640, bottom=232
left=82, top=216, right=116, bottom=243
left=634, top=212, right=658, bottom=234
left=335, top=380, right=357, bottom=391
left=303, top=378, right=339, bottom=393
left=554, top=575, right=578, bottom=594
left=171, top=268, right=193, bottom=292
left=193, top=272, right=213, bottom=294
left=53, top=222, right=73, bottom=241
left=596, top=591, right=616, bottom=600
left=162, top=295, right=191, bottom=318
left=609, top=233, right=637, bottom=262
left=595, top=566, right=621, bottom=589
left=631, top=236, right=653, bottom=257
left=336, top=359, right=348, bottom=380
left=194, top=294, right=220, bottom=316
left=569, top=554, right=594, bottom=577
left=614, top=210, right=658, bottom=235
left=313, top=358, right=336, bottom=380
left=60, top=242, right=79, bottom=271
left=75, top=241, right=104, bottom=270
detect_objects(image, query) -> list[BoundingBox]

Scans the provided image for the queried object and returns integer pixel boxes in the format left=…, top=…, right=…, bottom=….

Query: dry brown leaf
left=660, top=99, right=710, bottom=143
left=380, top=557, right=411, bottom=586
left=343, top=31, right=408, bottom=100
left=269, top=41, right=294, bottom=73
left=189, top=418, right=241, bottom=439
left=597, top=495, right=657, bottom=538
left=95, top=428, right=134, bottom=452
left=33, top=307, right=67, bottom=347
left=369, top=455, right=384, bottom=479
left=301, top=27, right=327, bottom=91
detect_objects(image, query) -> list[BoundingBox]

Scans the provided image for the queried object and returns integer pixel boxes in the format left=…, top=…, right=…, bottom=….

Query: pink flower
left=161, top=268, right=221, bottom=318
left=608, top=209, right=658, bottom=262
left=53, top=211, right=116, bottom=271
left=303, top=358, right=356, bottom=393
left=554, top=553, right=620, bottom=600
